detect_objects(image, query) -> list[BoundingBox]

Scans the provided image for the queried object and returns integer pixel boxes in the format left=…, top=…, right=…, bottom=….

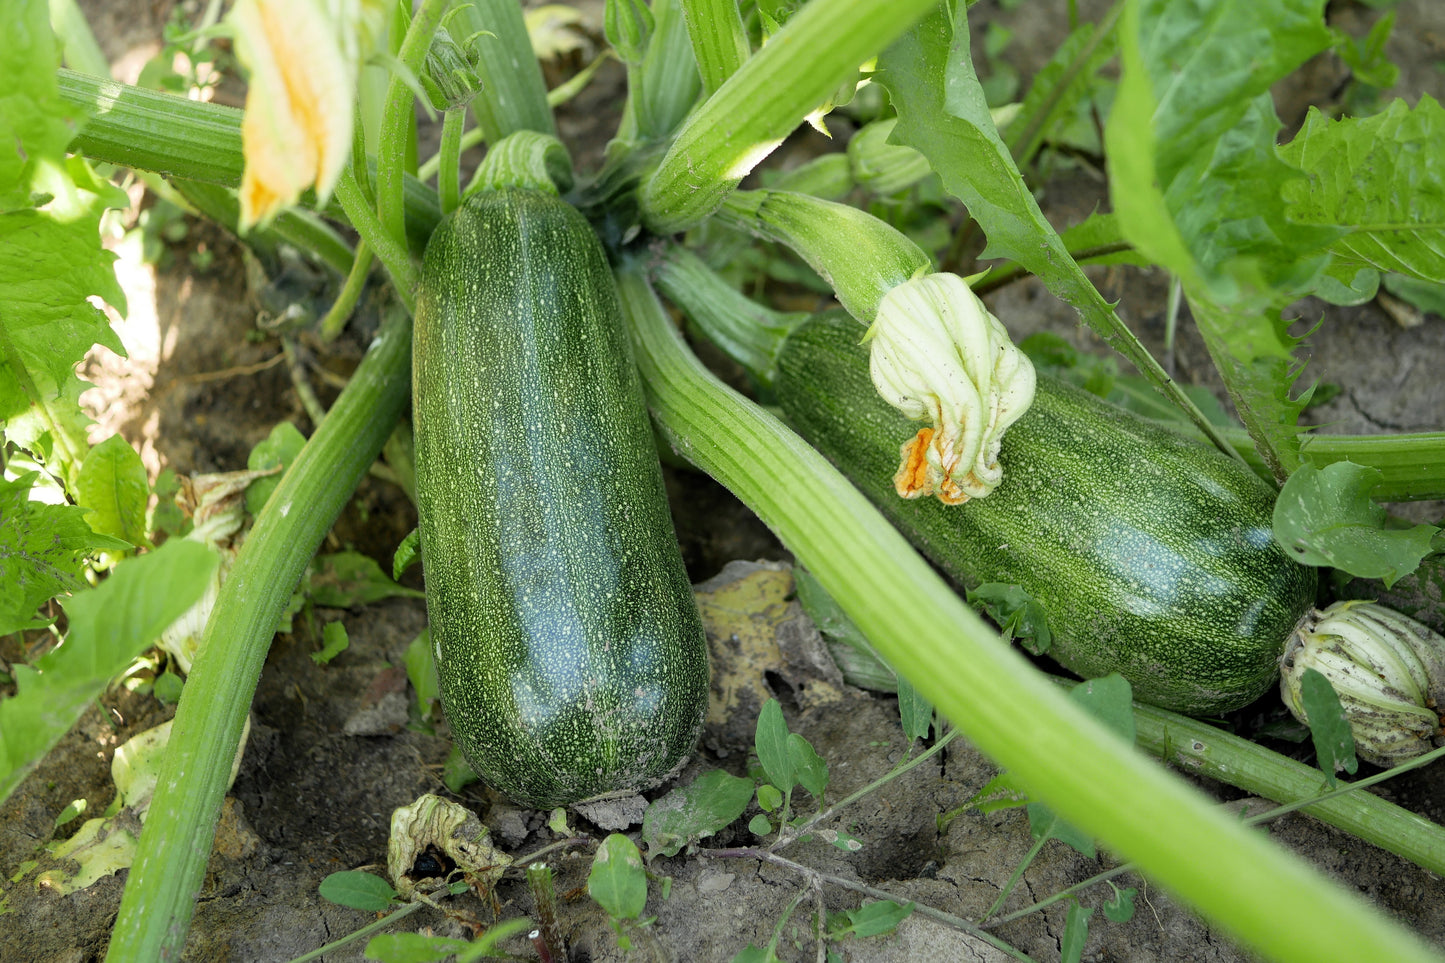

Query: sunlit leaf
left=641, top=769, right=755, bottom=858
left=588, top=834, right=648, bottom=920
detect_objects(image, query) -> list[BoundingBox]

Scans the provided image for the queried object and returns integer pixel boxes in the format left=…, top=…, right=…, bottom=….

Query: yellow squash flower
left=229, top=0, right=385, bottom=229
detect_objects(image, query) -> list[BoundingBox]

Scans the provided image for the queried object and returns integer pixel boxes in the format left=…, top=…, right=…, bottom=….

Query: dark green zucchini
left=412, top=188, right=708, bottom=808
left=776, top=311, right=1316, bottom=715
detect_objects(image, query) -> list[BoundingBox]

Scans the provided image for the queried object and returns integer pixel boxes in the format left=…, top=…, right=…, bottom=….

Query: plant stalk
left=638, top=0, right=937, bottom=234
left=105, top=307, right=413, bottom=962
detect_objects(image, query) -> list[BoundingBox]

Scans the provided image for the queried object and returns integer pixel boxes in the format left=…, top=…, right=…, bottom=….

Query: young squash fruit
left=776, top=311, right=1317, bottom=716
left=413, top=187, right=708, bottom=808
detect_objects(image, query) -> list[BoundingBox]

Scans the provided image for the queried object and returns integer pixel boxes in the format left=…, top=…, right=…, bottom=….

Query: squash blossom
left=229, top=0, right=386, bottom=229
left=867, top=272, right=1035, bottom=504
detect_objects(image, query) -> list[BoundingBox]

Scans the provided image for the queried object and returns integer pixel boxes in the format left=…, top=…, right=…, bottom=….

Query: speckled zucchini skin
left=412, top=188, right=708, bottom=808
left=777, top=312, right=1316, bottom=715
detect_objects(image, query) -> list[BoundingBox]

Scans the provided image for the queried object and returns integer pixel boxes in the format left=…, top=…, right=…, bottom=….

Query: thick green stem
left=106, top=308, right=413, bottom=962
left=335, top=167, right=418, bottom=313
left=614, top=261, right=1442, bottom=963
left=638, top=0, right=938, bottom=234
left=438, top=108, right=466, bottom=215
left=58, top=69, right=444, bottom=259
left=679, top=0, right=750, bottom=97
left=377, top=0, right=452, bottom=244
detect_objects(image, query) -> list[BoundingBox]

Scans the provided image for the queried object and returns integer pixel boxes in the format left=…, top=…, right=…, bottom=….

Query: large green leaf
left=1106, top=0, right=1336, bottom=480
left=1280, top=97, right=1445, bottom=284
left=0, top=538, right=219, bottom=803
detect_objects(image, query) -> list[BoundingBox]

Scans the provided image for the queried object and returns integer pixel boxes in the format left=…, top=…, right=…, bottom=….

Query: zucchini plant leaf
left=1000, top=15, right=1117, bottom=167
left=1105, top=0, right=1339, bottom=480
left=877, top=3, right=1226, bottom=449
left=75, top=433, right=151, bottom=550
left=0, top=471, right=131, bottom=635
left=640, top=769, right=754, bottom=858
left=0, top=538, right=219, bottom=803
left=1279, top=97, right=1445, bottom=284
left=1299, top=667, right=1359, bottom=786
left=1273, top=462, right=1440, bottom=588
left=1106, top=0, right=1336, bottom=305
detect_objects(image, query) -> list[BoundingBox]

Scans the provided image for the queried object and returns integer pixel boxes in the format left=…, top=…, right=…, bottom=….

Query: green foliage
left=0, top=471, right=130, bottom=634
left=1103, top=883, right=1137, bottom=923
left=1299, top=668, right=1361, bottom=786
left=825, top=900, right=914, bottom=939
left=754, top=698, right=795, bottom=792
left=895, top=675, right=933, bottom=743
left=965, top=583, right=1052, bottom=656
left=363, top=918, right=532, bottom=963
left=1061, top=900, right=1095, bottom=963
left=1279, top=97, right=1445, bottom=284
left=589, top=834, right=651, bottom=950
left=75, top=434, right=151, bottom=549
left=1273, top=462, right=1440, bottom=588
left=403, top=629, right=439, bottom=718
left=640, top=769, right=755, bottom=857
left=0, top=538, right=218, bottom=802
left=245, top=421, right=307, bottom=514
left=787, top=732, right=828, bottom=800
left=317, top=870, right=399, bottom=912
left=312, top=621, right=350, bottom=665
left=306, top=551, right=425, bottom=608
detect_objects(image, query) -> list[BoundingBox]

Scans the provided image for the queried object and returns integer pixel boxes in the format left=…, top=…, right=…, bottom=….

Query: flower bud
left=867, top=273, right=1036, bottom=504
left=604, top=0, right=654, bottom=64
left=422, top=24, right=486, bottom=111
left=1280, top=600, right=1445, bottom=767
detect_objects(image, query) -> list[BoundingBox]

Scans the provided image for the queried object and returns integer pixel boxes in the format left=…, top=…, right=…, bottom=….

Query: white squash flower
left=867, top=273, right=1035, bottom=504
left=229, top=0, right=387, bottom=229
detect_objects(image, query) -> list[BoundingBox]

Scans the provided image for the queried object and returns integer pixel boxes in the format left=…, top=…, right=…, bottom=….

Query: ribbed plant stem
left=106, top=308, right=413, bottom=962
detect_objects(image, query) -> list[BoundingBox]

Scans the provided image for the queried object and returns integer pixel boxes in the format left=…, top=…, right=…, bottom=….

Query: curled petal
left=231, top=0, right=371, bottom=229
left=868, top=273, right=1035, bottom=503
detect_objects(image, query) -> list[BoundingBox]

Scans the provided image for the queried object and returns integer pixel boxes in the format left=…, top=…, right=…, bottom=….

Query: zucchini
left=413, top=188, right=708, bottom=808
left=776, top=311, right=1316, bottom=715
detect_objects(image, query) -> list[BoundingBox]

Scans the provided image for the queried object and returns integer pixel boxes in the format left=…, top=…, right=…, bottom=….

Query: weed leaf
left=0, top=538, right=218, bottom=802
left=755, top=698, right=794, bottom=791
left=1279, top=97, right=1445, bottom=284
left=588, top=834, right=648, bottom=920
left=317, top=869, right=397, bottom=911
left=1104, top=883, right=1138, bottom=923
left=896, top=673, right=933, bottom=742
left=787, top=733, right=829, bottom=799
left=307, top=550, right=426, bottom=608
left=1273, top=462, right=1439, bottom=587
left=244, top=421, right=307, bottom=514
left=756, top=783, right=783, bottom=812
left=641, top=769, right=755, bottom=858
left=729, top=947, right=772, bottom=963
left=1062, top=901, right=1095, bottom=963
left=829, top=900, right=915, bottom=939
left=312, top=621, right=350, bottom=665
left=1069, top=674, right=1136, bottom=744
left=1027, top=802, right=1096, bottom=858
left=1300, top=668, right=1359, bottom=786
left=966, top=583, right=1051, bottom=655
left=748, top=813, right=773, bottom=836
left=75, top=434, right=150, bottom=549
